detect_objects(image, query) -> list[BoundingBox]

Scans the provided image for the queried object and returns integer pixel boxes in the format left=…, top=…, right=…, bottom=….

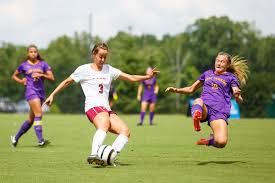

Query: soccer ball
left=97, top=145, right=117, bottom=165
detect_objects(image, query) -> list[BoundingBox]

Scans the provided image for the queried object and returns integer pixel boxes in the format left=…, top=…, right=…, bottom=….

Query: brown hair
left=26, top=44, right=44, bottom=61
left=91, top=43, right=108, bottom=55
left=217, top=52, right=249, bottom=87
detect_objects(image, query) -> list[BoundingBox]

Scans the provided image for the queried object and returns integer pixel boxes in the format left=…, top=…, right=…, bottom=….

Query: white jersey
left=70, top=64, right=121, bottom=112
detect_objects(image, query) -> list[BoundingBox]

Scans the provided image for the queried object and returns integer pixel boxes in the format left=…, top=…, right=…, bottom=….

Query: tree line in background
left=1, top=16, right=275, bottom=117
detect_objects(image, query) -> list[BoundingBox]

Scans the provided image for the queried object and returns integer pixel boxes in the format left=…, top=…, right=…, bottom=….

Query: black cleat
left=87, top=155, right=104, bottom=165
left=136, top=122, right=143, bottom=126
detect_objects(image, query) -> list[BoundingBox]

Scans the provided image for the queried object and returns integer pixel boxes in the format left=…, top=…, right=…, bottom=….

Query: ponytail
left=228, top=55, right=249, bottom=87
left=217, top=52, right=249, bottom=87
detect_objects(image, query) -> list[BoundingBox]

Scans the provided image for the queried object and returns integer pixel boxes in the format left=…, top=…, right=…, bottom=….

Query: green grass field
left=0, top=113, right=275, bottom=183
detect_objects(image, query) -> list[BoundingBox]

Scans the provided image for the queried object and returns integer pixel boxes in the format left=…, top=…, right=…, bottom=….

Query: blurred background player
left=165, top=52, right=249, bottom=148
left=109, top=84, right=118, bottom=108
left=43, top=43, right=159, bottom=165
left=137, top=67, right=159, bottom=126
left=11, top=44, right=55, bottom=147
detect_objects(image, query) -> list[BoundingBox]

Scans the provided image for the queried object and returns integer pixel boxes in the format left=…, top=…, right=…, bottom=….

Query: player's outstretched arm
left=118, top=68, right=160, bottom=82
left=165, top=80, right=203, bottom=94
left=43, top=77, right=74, bottom=106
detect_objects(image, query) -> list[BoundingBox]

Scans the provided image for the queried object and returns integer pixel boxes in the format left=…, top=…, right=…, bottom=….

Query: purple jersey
left=142, top=77, right=156, bottom=96
left=198, top=70, right=239, bottom=115
left=17, top=60, right=51, bottom=101
left=141, top=77, right=157, bottom=102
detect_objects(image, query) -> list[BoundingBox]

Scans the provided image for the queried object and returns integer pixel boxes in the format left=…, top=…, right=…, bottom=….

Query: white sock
left=91, top=129, right=107, bottom=155
left=112, top=134, right=129, bottom=153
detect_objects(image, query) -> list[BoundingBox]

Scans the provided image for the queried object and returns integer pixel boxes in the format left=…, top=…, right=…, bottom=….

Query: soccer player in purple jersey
left=166, top=52, right=249, bottom=148
left=137, top=67, right=159, bottom=126
left=11, top=44, right=55, bottom=147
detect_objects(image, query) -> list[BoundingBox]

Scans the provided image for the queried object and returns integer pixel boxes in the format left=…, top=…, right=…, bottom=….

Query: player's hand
left=235, top=95, right=243, bottom=104
left=147, top=67, right=160, bottom=78
left=43, top=95, right=54, bottom=106
left=165, top=87, right=178, bottom=93
left=21, top=78, right=27, bottom=85
left=232, top=87, right=241, bottom=98
left=32, top=72, right=43, bottom=81
left=137, top=95, right=141, bottom=101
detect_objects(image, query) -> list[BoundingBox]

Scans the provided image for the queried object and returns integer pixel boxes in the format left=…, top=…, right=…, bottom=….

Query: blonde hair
left=218, top=52, right=249, bottom=87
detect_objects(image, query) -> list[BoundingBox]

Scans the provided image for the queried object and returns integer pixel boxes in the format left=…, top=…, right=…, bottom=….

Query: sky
left=1, top=0, right=275, bottom=48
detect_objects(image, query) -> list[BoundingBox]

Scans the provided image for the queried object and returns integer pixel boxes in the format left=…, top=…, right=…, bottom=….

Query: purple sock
left=15, top=121, right=32, bottom=141
left=191, top=104, right=202, bottom=118
left=33, top=116, right=44, bottom=143
left=140, top=112, right=146, bottom=124
left=208, top=137, right=216, bottom=147
left=149, top=112, right=155, bottom=124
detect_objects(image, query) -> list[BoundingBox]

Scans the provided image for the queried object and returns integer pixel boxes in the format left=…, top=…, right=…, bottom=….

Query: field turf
left=0, top=113, right=275, bottom=183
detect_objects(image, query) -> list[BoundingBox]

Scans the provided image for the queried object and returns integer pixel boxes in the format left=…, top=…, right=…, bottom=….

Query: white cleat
left=38, top=140, right=50, bottom=147
left=10, top=136, right=18, bottom=148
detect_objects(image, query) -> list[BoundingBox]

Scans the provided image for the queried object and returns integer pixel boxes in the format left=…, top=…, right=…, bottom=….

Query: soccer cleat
left=38, top=140, right=50, bottom=147
left=197, top=134, right=214, bottom=145
left=193, top=110, right=201, bottom=131
left=196, top=138, right=209, bottom=145
left=136, top=122, right=143, bottom=126
left=10, top=136, right=18, bottom=148
left=87, top=154, right=104, bottom=165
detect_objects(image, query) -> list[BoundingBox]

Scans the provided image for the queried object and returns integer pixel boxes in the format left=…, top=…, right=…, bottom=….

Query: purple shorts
left=201, top=104, right=229, bottom=125
left=25, top=94, right=44, bottom=102
left=25, top=89, right=45, bottom=102
left=141, top=94, right=157, bottom=103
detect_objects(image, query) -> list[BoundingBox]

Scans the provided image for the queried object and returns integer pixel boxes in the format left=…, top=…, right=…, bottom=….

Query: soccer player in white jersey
left=43, top=43, right=159, bottom=165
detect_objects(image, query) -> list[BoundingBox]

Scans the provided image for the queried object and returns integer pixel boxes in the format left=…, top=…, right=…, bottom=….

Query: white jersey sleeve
left=70, top=64, right=88, bottom=83
left=108, top=65, right=122, bottom=80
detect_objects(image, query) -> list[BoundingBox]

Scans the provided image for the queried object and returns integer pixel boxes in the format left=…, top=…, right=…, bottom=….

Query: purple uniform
left=198, top=70, right=239, bottom=122
left=141, top=77, right=157, bottom=103
left=17, top=60, right=51, bottom=101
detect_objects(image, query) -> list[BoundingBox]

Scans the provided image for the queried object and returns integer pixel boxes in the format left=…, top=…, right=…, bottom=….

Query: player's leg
left=197, top=119, right=228, bottom=148
left=191, top=98, right=208, bottom=131
left=90, top=112, right=110, bottom=154
left=149, top=102, right=156, bottom=125
left=86, top=108, right=110, bottom=164
left=209, top=119, right=228, bottom=148
left=28, top=98, right=48, bottom=146
left=138, top=101, right=148, bottom=126
left=109, top=113, right=130, bottom=154
left=11, top=110, right=34, bottom=147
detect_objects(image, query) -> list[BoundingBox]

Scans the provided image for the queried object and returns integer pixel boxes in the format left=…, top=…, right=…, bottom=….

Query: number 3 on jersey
left=99, top=84, right=104, bottom=94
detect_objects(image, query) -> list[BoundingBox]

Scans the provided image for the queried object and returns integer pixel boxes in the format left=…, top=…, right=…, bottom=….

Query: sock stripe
left=33, top=120, right=42, bottom=126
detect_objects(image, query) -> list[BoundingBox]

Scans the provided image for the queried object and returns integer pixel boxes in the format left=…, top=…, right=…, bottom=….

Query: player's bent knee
left=215, top=140, right=227, bottom=148
left=121, top=127, right=131, bottom=138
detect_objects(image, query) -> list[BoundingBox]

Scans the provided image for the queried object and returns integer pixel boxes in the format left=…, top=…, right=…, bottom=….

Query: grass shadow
left=197, top=161, right=246, bottom=166
left=92, top=161, right=132, bottom=168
